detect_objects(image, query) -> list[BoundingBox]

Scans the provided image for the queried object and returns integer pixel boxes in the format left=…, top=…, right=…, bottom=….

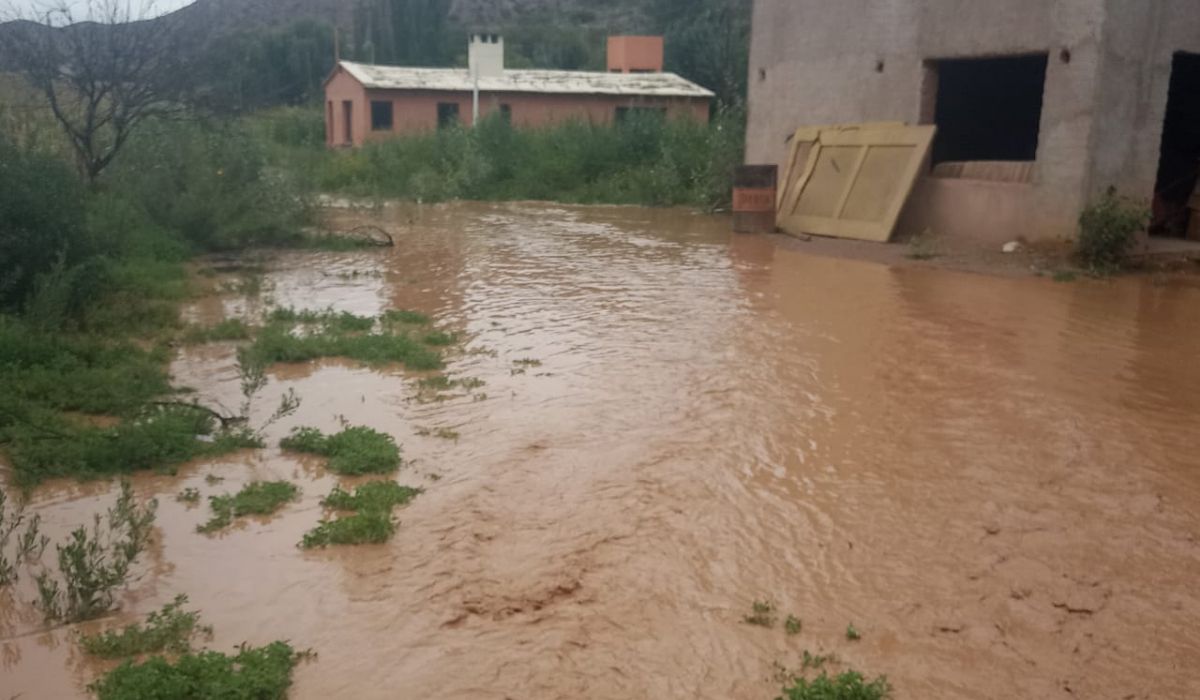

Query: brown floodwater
left=3, top=201, right=1200, bottom=699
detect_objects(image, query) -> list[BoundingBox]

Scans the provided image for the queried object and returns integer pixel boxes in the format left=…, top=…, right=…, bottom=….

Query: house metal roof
left=337, top=60, right=715, bottom=99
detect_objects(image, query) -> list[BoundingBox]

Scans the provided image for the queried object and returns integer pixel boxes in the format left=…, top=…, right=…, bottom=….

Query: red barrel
left=732, top=165, right=778, bottom=233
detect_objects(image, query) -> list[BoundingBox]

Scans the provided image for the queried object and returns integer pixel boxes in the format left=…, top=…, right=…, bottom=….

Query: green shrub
left=300, top=510, right=396, bottom=548
left=198, top=481, right=299, bottom=533
left=34, top=481, right=157, bottom=623
left=778, top=671, right=892, bottom=700
left=89, top=641, right=305, bottom=700
left=0, top=138, right=88, bottom=313
left=81, top=594, right=212, bottom=658
left=322, top=481, right=421, bottom=512
left=241, top=313, right=443, bottom=371
left=1077, top=191, right=1149, bottom=273
left=280, top=425, right=401, bottom=475
left=103, top=120, right=310, bottom=251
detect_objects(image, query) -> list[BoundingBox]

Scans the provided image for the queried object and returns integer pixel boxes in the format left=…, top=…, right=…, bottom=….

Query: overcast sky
left=3, top=0, right=196, bottom=21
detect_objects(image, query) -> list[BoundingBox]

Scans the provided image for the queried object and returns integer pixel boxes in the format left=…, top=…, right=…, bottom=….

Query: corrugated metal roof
left=338, top=60, right=714, bottom=99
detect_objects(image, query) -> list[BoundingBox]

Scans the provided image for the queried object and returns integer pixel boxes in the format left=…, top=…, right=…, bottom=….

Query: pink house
left=324, top=34, right=713, bottom=147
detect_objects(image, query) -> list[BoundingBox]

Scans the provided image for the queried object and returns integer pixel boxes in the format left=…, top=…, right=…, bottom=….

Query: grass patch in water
left=302, top=479, right=421, bottom=548
left=241, top=321, right=442, bottom=371
left=300, top=510, right=394, bottom=548
left=777, top=670, right=891, bottom=700
left=80, top=594, right=212, bottom=659
left=175, top=488, right=200, bottom=504
left=845, top=623, right=861, bottom=641
left=280, top=426, right=401, bottom=475
left=89, top=640, right=307, bottom=700
left=181, top=318, right=252, bottom=344
left=744, top=599, right=776, bottom=627
left=197, top=480, right=299, bottom=533
left=267, top=307, right=375, bottom=333
left=383, top=309, right=430, bottom=325
left=421, top=330, right=456, bottom=346
left=785, top=614, right=803, bottom=636
left=322, top=481, right=421, bottom=512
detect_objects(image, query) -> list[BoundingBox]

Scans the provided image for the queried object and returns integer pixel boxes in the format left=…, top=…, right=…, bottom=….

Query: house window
left=499, top=104, right=512, bottom=124
left=370, top=100, right=393, bottom=131
left=342, top=100, right=353, bottom=144
left=437, top=102, right=460, bottom=129
left=927, top=54, right=1048, bottom=164
left=615, top=106, right=667, bottom=124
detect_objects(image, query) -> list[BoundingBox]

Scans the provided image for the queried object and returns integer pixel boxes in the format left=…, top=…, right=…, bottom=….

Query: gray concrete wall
left=746, top=0, right=1193, bottom=242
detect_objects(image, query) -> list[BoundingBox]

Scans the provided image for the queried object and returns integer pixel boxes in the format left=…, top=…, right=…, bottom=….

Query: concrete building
left=746, top=1, right=1200, bottom=243
left=324, top=35, right=713, bottom=147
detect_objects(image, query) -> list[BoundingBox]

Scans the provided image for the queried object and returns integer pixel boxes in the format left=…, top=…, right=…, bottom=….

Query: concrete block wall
left=746, top=0, right=1196, bottom=242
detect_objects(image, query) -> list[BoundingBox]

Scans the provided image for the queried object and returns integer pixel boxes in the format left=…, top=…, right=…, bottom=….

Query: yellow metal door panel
left=776, top=123, right=935, bottom=242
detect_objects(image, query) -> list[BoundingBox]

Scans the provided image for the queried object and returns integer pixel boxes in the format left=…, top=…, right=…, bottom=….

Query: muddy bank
left=3, top=201, right=1200, bottom=699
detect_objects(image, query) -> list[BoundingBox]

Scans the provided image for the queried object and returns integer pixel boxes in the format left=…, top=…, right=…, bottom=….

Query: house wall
left=746, top=0, right=1195, bottom=243
left=325, top=67, right=369, bottom=147
left=348, top=89, right=708, bottom=141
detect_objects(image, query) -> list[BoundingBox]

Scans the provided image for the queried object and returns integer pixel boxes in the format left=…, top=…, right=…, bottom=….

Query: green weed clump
left=322, top=481, right=421, bottom=512
left=280, top=426, right=401, bottom=475
left=777, top=671, right=891, bottom=700
left=198, top=481, right=299, bottom=533
left=300, top=510, right=396, bottom=548
left=240, top=309, right=443, bottom=371
left=0, top=488, right=48, bottom=585
left=89, top=641, right=306, bottom=700
left=744, top=599, right=776, bottom=627
left=302, top=480, right=421, bottom=548
left=81, top=594, right=212, bottom=658
left=383, top=309, right=431, bottom=325
left=1077, top=191, right=1149, bottom=273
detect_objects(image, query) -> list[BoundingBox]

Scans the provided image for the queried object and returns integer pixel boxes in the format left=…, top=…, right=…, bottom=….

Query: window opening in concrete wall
left=341, top=100, right=352, bottom=144
left=1153, top=52, right=1200, bottom=238
left=370, top=101, right=393, bottom=131
left=438, top=102, right=460, bottom=129
left=929, top=54, right=1048, bottom=166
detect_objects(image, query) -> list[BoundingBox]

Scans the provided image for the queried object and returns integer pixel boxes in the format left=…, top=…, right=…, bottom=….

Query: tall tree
left=0, top=0, right=198, bottom=182
left=648, top=0, right=751, bottom=107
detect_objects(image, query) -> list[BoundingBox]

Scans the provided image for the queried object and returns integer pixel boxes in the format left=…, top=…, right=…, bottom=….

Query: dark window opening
left=437, top=102, right=460, bottom=129
left=326, top=101, right=333, bottom=143
left=370, top=100, right=393, bottom=131
left=615, top=106, right=667, bottom=124
left=499, top=104, right=511, bottom=123
left=930, top=54, right=1048, bottom=165
left=342, top=100, right=353, bottom=144
left=1153, top=52, right=1200, bottom=237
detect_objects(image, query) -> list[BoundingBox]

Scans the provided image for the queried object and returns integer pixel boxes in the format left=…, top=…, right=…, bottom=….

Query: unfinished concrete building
left=746, top=1, right=1200, bottom=243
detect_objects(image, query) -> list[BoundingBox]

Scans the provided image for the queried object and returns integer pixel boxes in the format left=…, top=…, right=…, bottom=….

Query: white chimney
left=469, top=34, right=504, bottom=79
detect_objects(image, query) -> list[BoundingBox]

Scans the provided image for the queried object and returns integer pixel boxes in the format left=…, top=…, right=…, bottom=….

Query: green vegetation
left=744, top=599, right=777, bottom=627
left=301, top=480, right=421, bottom=548
left=280, top=426, right=402, bottom=475
left=176, top=488, right=201, bottom=504
left=384, top=309, right=432, bottom=325
left=300, top=510, right=396, bottom=548
left=1077, top=191, right=1150, bottom=274
left=198, top=481, right=299, bottom=534
left=785, top=614, right=803, bottom=636
left=81, top=595, right=212, bottom=659
left=35, top=481, right=157, bottom=623
left=323, top=481, right=422, bottom=512
left=777, top=671, right=891, bottom=700
left=0, top=488, right=48, bottom=585
left=417, top=426, right=461, bottom=440
left=845, top=623, right=861, bottom=641
left=262, top=108, right=745, bottom=210
left=89, top=641, right=307, bottom=700
left=239, top=310, right=444, bottom=371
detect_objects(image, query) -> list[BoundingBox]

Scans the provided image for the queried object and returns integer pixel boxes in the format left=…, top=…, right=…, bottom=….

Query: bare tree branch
left=0, top=0, right=202, bottom=182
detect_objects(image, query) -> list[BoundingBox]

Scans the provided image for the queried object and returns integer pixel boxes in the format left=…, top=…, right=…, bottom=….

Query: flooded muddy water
left=3, top=201, right=1200, bottom=699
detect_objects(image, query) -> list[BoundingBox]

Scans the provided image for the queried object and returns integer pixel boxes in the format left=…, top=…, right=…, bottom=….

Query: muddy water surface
left=3, top=202, right=1200, bottom=699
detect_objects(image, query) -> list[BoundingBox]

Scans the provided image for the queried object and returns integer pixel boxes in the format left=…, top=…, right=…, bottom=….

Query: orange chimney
left=607, top=36, right=664, bottom=73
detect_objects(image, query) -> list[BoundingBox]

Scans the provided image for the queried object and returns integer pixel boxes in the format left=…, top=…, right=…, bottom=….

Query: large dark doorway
left=930, top=54, right=1048, bottom=165
left=1153, top=52, right=1200, bottom=237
